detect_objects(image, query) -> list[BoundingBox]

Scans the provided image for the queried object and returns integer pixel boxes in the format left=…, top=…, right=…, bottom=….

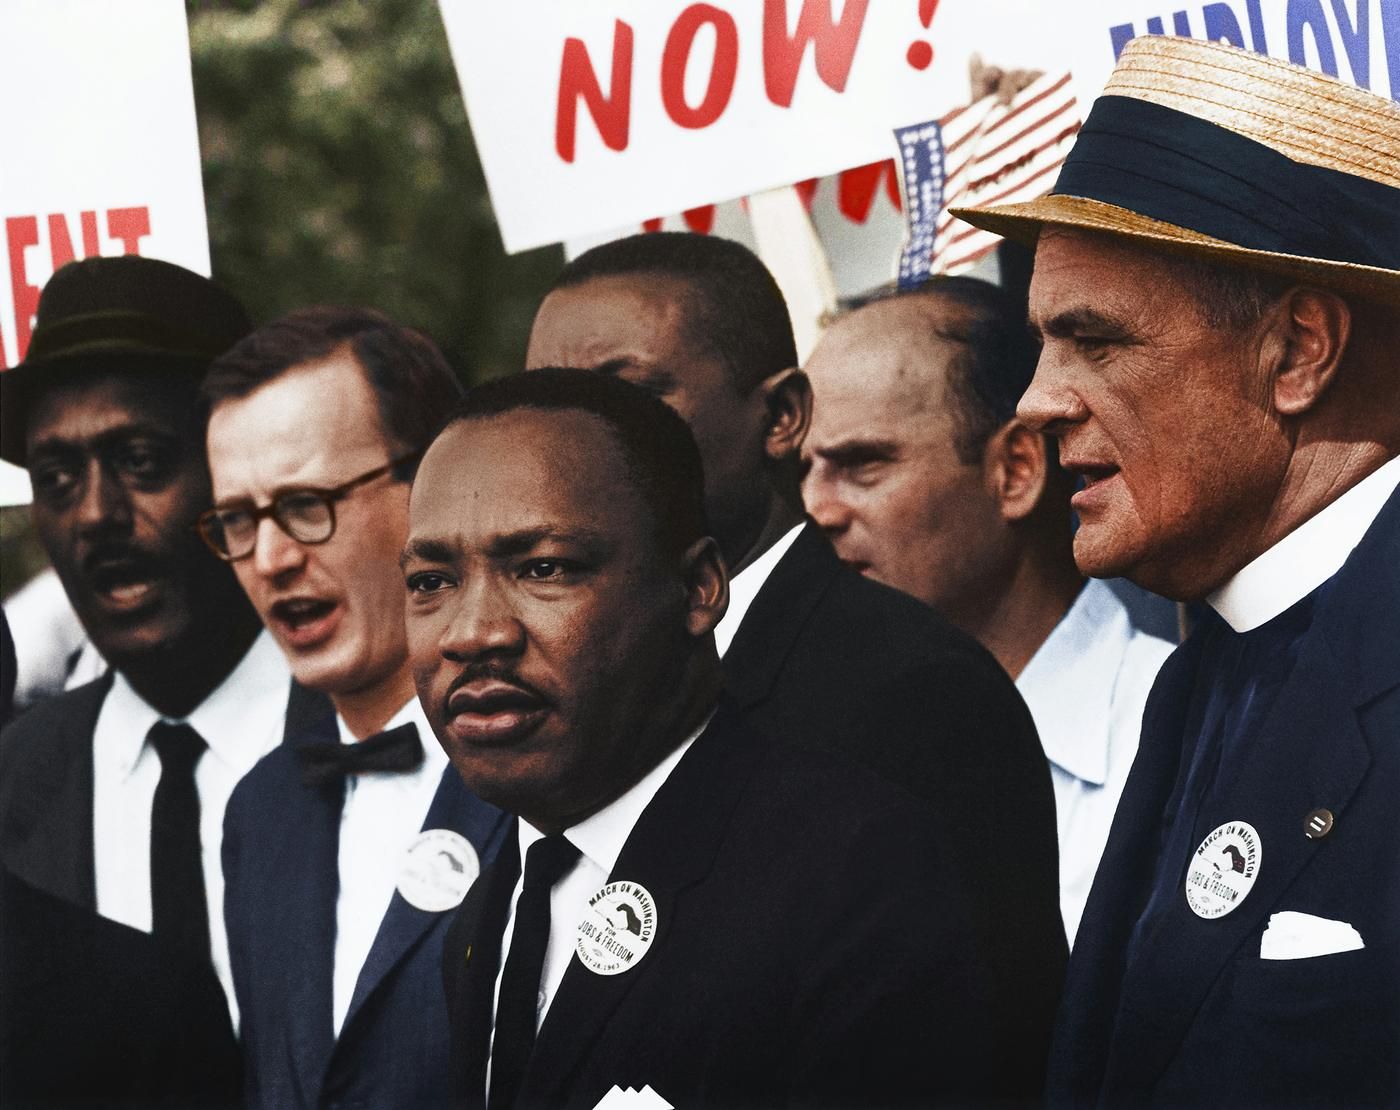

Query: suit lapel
left=722, top=523, right=839, bottom=709
left=1100, top=485, right=1400, bottom=1096
left=1050, top=636, right=1207, bottom=1096
left=519, top=703, right=762, bottom=1104
left=6, top=674, right=111, bottom=909
left=451, top=827, right=522, bottom=1110
left=272, top=717, right=343, bottom=1108
left=340, top=767, right=509, bottom=1035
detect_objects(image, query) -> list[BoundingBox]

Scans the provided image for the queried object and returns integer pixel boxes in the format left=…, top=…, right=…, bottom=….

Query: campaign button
left=397, top=829, right=479, bottom=912
left=576, top=881, right=657, bottom=976
left=1185, top=820, right=1262, bottom=920
left=1303, top=808, right=1335, bottom=840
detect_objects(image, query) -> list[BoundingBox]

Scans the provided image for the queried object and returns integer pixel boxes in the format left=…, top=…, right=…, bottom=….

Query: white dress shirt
left=713, top=522, right=805, bottom=657
left=486, top=716, right=710, bottom=1090
left=1208, top=453, right=1400, bottom=632
left=331, top=696, right=450, bottom=1035
left=92, top=629, right=290, bottom=1025
left=1015, top=579, right=1174, bottom=945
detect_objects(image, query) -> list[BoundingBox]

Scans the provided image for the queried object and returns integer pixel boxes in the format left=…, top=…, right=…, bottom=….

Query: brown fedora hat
left=951, top=36, right=1400, bottom=307
left=1, top=255, right=250, bottom=466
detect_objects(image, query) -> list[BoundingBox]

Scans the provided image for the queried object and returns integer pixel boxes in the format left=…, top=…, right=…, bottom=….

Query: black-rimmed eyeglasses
left=197, top=451, right=421, bottom=562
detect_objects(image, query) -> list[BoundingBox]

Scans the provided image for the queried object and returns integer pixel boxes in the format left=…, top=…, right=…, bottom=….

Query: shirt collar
left=1015, top=579, right=1131, bottom=786
left=106, top=630, right=290, bottom=780
left=713, top=522, right=806, bottom=658
left=1208, top=454, right=1400, bottom=633
left=519, top=711, right=713, bottom=876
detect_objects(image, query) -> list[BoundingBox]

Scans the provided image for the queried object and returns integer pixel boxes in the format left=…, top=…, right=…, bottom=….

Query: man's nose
left=74, top=459, right=133, bottom=534
left=439, top=575, right=526, bottom=662
left=249, top=515, right=307, bottom=581
left=1016, top=353, right=1088, bottom=435
left=802, top=469, right=852, bottom=536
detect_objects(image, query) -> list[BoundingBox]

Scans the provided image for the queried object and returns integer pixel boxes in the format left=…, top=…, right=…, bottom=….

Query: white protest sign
left=440, top=0, right=1055, bottom=253
left=1067, top=0, right=1400, bottom=105
left=0, top=0, right=212, bottom=373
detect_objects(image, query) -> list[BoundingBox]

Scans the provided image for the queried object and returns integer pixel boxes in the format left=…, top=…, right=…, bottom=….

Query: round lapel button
left=1303, top=808, right=1335, bottom=840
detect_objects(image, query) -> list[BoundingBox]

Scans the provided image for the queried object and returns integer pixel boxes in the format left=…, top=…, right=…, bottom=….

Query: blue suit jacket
left=1048, top=480, right=1400, bottom=1107
left=224, top=712, right=509, bottom=1110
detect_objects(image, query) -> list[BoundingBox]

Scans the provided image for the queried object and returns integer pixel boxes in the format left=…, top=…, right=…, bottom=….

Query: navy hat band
left=1052, top=95, right=1400, bottom=272
left=25, top=308, right=232, bottom=363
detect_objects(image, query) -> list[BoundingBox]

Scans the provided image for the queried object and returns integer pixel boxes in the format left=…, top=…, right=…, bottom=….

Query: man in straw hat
left=954, top=34, right=1400, bottom=1106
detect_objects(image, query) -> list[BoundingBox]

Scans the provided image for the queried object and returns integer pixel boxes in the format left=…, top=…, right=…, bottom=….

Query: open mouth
left=86, top=556, right=164, bottom=613
left=1076, top=464, right=1120, bottom=490
left=269, top=597, right=339, bottom=648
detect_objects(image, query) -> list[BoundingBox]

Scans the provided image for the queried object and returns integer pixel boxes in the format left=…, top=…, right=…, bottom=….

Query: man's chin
left=1071, top=524, right=1142, bottom=583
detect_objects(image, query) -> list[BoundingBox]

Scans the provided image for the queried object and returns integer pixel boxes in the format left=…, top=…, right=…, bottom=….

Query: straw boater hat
left=951, top=35, right=1400, bottom=307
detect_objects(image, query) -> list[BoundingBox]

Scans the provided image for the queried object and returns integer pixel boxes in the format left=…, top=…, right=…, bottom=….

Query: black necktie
left=297, top=721, right=424, bottom=786
left=489, top=836, right=581, bottom=1110
left=148, top=721, right=210, bottom=961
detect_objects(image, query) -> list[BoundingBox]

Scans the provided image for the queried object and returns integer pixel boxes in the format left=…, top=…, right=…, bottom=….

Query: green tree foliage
left=189, top=0, right=562, bottom=383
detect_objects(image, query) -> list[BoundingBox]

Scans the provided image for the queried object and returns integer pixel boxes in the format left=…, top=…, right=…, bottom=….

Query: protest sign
left=1067, top=0, right=1400, bottom=104
left=0, top=0, right=211, bottom=373
left=0, top=0, right=210, bottom=503
left=439, top=0, right=1054, bottom=253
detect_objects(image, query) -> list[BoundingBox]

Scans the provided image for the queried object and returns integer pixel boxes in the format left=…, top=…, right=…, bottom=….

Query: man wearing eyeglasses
left=0, top=256, right=307, bottom=1106
left=203, top=307, right=509, bottom=1110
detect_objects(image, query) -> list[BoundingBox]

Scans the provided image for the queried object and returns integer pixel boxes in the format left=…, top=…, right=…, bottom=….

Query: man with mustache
left=0, top=255, right=305, bottom=1104
left=802, top=275, right=1174, bottom=944
left=406, top=368, right=1008, bottom=1108
left=203, top=307, right=509, bottom=1109
left=525, top=232, right=1065, bottom=1087
left=956, top=36, right=1400, bottom=1105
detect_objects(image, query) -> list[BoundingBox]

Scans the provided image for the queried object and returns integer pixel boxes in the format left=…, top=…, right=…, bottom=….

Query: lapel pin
left=576, top=880, right=658, bottom=976
left=1185, top=820, right=1262, bottom=920
left=1303, top=808, right=1335, bottom=840
left=397, top=828, right=479, bottom=913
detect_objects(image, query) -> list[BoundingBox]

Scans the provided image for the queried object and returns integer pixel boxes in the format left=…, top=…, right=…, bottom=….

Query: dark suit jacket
left=0, top=667, right=326, bottom=1108
left=724, top=522, right=1065, bottom=1087
left=1048, top=482, right=1400, bottom=1107
left=224, top=719, right=511, bottom=1110
left=446, top=700, right=1011, bottom=1109
left=0, top=865, right=240, bottom=1109
left=0, top=670, right=326, bottom=907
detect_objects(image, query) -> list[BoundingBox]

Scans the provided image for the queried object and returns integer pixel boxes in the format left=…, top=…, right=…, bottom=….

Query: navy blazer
left=445, top=699, right=1013, bottom=1109
left=1049, top=481, right=1400, bottom=1106
left=224, top=715, right=510, bottom=1110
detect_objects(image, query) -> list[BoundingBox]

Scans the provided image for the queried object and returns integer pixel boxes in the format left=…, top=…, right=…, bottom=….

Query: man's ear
left=680, top=536, right=729, bottom=638
left=982, top=419, right=1048, bottom=523
left=1265, top=288, right=1351, bottom=417
left=758, top=366, right=812, bottom=463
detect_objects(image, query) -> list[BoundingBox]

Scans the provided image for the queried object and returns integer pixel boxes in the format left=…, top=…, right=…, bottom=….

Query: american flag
left=928, top=71, right=1080, bottom=276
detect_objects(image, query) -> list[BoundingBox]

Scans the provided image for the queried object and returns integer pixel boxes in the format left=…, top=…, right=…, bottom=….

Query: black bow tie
left=298, top=721, right=425, bottom=786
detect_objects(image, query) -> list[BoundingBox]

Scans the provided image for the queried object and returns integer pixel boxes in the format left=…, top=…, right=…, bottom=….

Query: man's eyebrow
left=484, top=526, right=608, bottom=558
left=29, top=423, right=181, bottom=457
left=1033, top=307, right=1136, bottom=341
left=592, top=357, right=640, bottom=377
left=400, top=538, right=459, bottom=569
left=814, top=438, right=899, bottom=463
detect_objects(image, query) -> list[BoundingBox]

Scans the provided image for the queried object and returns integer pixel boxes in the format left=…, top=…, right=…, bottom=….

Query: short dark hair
left=202, top=306, right=462, bottom=478
left=846, top=276, right=1042, bottom=464
left=552, top=232, right=797, bottom=395
left=449, top=368, right=709, bottom=559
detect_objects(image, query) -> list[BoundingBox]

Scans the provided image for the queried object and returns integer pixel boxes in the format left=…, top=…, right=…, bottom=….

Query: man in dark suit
left=203, top=308, right=509, bottom=1108
left=957, top=35, right=1400, bottom=1105
left=0, top=257, right=314, bottom=1106
left=406, top=368, right=1012, bottom=1108
left=526, top=231, right=1064, bottom=1085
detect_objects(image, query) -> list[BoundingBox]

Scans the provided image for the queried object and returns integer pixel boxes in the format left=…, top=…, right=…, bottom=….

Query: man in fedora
left=0, top=255, right=317, bottom=1103
left=956, top=36, right=1400, bottom=1106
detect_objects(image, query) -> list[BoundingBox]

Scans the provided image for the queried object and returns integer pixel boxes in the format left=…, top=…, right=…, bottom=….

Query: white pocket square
left=1260, top=911, right=1365, bottom=960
